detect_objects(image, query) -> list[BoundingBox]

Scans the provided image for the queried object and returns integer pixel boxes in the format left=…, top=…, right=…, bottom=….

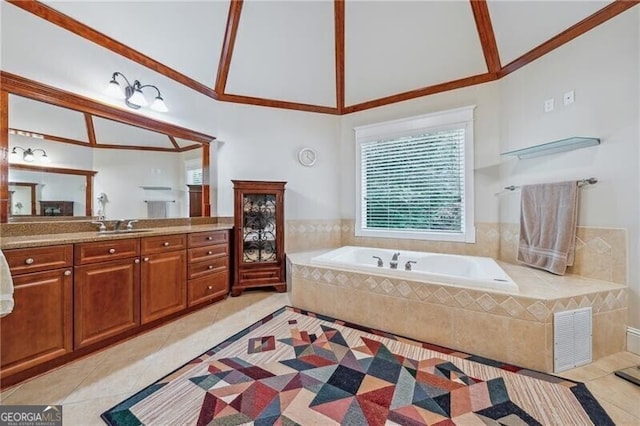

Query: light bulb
left=128, top=89, right=148, bottom=107
left=105, top=79, right=125, bottom=99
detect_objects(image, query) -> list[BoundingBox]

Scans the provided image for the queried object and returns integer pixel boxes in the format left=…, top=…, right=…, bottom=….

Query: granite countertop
left=0, top=224, right=234, bottom=250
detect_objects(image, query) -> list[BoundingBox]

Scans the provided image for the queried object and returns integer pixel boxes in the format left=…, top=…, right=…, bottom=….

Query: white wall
left=339, top=81, right=502, bottom=224
left=498, top=9, right=640, bottom=329
left=214, top=102, right=341, bottom=220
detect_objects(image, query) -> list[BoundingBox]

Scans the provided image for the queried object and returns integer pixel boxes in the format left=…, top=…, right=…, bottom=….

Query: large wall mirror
left=0, top=72, right=216, bottom=223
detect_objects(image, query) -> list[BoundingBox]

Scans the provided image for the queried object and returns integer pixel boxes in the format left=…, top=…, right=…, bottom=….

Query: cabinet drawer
left=5, top=245, right=73, bottom=275
left=188, top=244, right=228, bottom=263
left=188, top=272, right=228, bottom=307
left=75, top=239, right=140, bottom=265
left=188, top=231, right=228, bottom=248
left=141, top=234, right=187, bottom=254
left=188, top=257, right=228, bottom=280
left=239, top=267, right=282, bottom=285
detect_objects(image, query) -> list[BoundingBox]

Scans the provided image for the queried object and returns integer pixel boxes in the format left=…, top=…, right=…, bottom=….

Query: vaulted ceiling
left=3, top=0, right=638, bottom=117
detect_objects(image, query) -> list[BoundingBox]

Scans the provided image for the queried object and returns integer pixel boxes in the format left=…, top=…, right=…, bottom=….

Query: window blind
left=360, top=127, right=466, bottom=233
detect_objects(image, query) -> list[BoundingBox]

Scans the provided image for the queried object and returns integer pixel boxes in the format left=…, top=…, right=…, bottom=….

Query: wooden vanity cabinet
left=140, top=235, right=187, bottom=324
left=0, top=245, right=73, bottom=379
left=74, top=239, right=141, bottom=349
left=187, top=230, right=230, bottom=306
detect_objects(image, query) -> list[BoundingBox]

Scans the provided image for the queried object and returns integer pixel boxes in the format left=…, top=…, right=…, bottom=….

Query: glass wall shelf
left=501, top=137, right=600, bottom=159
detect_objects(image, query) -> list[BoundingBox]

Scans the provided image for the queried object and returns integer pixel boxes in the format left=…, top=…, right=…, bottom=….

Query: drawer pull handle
left=163, top=242, right=170, bottom=247
left=207, top=251, right=213, bottom=255
left=108, top=248, right=116, bottom=254
left=208, top=265, right=214, bottom=269
left=24, top=258, right=34, bottom=265
left=207, top=286, right=213, bottom=290
left=134, top=258, right=140, bottom=264
left=206, top=236, right=212, bottom=240
left=144, top=257, right=150, bottom=262
left=64, top=270, right=72, bottom=276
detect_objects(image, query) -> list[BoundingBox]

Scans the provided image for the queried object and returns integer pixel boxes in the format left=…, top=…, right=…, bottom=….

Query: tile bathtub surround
left=285, top=219, right=343, bottom=252
left=340, top=220, right=501, bottom=258
left=287, top=251, right=627, bottom=373
left=499, top=223, right=628, bottom=284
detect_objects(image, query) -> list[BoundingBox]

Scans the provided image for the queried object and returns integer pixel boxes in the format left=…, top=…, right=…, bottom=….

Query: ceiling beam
left=343, top=73, right=497, bottom=114
left=470, top=0, right=501, bottom=75
left=84, top=113, right=97, bottom=146
left=500, top=0, right=640, bottom=77
left=220, top=93, right=339, bottom=115
left=168, top=135, right=180, bottom=150
left=7, top=0, right=218, bottom=100
left=216, top=0, right=244, bottom=95
left=9, top=127, right=91, bottom=148
left=2, top=71, right=216, bottom=144
left=334, top=0, right=345, bottom=112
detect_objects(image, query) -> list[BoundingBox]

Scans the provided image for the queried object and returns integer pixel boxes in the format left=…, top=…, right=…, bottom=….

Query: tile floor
left=1, top=290, right=639, bottom=425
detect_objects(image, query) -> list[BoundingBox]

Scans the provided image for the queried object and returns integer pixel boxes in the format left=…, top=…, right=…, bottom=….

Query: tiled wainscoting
left=288, top=219, right=627, bottom=285
left=288, top=253, right=627, bottom=373
left=499, top=223, right=627, bottom=284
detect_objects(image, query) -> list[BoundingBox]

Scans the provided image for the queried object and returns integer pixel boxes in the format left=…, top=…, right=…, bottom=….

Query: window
left=355, top=106, right=475, bottom=242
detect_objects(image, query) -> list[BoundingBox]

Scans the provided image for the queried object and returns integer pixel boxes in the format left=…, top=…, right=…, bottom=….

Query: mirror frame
left=0, top=71, right=216, bottom=223
left=8, top=181, right=37, bottom=215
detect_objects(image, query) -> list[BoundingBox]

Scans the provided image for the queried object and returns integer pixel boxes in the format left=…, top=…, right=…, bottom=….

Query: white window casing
left=354, top=105, right=476, bottom=243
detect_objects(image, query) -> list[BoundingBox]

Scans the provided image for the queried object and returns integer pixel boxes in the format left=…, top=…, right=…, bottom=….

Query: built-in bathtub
left=288, top=247, right=627, bottom=373
left=311, top=246, right=518, bottom=293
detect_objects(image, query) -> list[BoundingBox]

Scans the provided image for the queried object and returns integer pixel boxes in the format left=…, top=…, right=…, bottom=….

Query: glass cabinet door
left=242, top=193, right=277, bottom=263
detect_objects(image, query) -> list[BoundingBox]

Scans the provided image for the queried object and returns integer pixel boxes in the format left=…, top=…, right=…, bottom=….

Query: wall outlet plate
left=564, top=90, right=575, bottom=105
left=544, top=98, right=555, bottom=112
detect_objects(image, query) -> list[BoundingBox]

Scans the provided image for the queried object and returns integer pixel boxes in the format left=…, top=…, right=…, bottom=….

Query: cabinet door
left=74, top=258, right=140, bottom=349
left=141, top=250, right=187, bottom=324
left=241, top=193, right=279, bottom=264
left=0, top=269, right=72, bottom=378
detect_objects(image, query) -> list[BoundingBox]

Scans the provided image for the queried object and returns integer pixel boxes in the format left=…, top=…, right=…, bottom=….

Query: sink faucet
left=113, top=219, right=125, bottom=231
left=126, top=220, right=138, bottom=231
left=372, top=256, right=383, bottom=267
left=390, top=252, right=400, bottom=269
left=91, top=221, right=106, bottom=232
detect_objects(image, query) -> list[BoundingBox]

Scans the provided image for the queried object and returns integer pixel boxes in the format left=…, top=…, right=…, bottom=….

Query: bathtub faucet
left=372, top=256, right=383, bottom=267
left=404, top=260, right=417, bottom=271
left=390, top=252, right=401, bottom=269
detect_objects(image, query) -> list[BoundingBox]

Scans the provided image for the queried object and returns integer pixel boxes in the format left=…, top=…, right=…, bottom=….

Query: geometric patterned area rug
left=102, top=306, right=613, bottom=425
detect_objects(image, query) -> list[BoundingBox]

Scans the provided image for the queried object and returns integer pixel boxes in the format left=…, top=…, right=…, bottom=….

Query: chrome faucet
left=390, top=252, right=400, bottom=269
left=113, top=219, right=125, bottom=231
left=372, top=256, right=383, bottom=267
left=91, top=221, right=106, bottom=232
left=125, top=220, right=139, bottom=231
left=404, top=260, right=417, bottom=271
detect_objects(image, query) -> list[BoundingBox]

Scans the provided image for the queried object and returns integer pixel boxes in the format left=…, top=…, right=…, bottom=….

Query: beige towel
left=517, top=181, right=578, bottom=275
left=0, top=249, right=15, bottom=317
left=146, top=201, right=167, bottom=219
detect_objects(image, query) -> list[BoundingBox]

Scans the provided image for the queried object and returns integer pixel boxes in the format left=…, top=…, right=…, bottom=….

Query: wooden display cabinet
left=232, top=180, right=286, bottom=296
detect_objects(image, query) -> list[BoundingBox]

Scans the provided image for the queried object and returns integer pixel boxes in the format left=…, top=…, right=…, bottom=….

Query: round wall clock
left=298, top=148, right=317, bottom=167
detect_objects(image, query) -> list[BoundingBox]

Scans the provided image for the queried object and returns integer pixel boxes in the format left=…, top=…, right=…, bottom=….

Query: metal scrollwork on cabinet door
left=242, top=194, right=277, bottom=263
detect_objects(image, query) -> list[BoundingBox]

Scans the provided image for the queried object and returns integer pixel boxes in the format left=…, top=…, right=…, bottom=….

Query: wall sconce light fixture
left=10, top=146, right=50, bottom=163
left=105, top=72, right=168, bottom=112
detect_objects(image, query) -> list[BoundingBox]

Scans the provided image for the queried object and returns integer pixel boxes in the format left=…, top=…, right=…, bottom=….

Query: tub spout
left=404, top=260, right=417, bottom=271
left=390, top=252, right=401, bottom=269
left=372, top=256, right=383, bottom=267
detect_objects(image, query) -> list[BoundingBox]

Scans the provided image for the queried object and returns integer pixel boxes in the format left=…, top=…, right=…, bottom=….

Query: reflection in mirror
left=7, top=93, right=203, bottom=221
left=8, top=182, right=36, bottom=215
left=8, top=170, right=87, bottom=217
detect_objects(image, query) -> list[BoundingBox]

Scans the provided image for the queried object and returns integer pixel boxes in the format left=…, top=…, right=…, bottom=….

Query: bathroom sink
left=97, top=229, right=153, bottom=235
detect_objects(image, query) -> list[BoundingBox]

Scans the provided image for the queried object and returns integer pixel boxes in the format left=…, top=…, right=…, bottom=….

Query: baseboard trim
left=627, top=327, right=640, bottom=355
